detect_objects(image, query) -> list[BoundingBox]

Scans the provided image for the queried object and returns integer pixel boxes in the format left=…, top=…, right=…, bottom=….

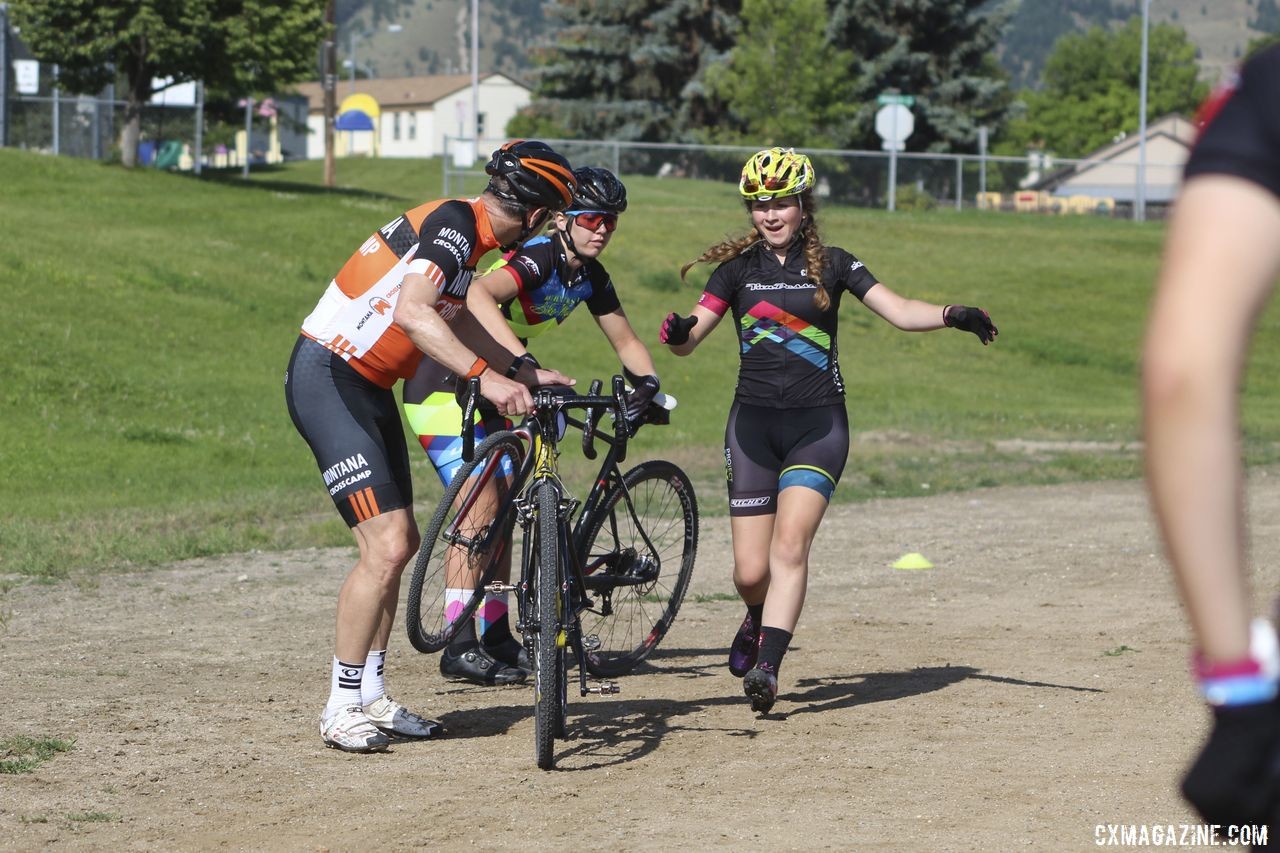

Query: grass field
left=5, top=148, right=1280, bottom=579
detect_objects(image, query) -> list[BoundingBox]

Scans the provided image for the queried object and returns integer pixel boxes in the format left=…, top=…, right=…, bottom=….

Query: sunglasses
left=568, top=210, right=619, bottom=233
left=740, top=176, right=787, bottom=195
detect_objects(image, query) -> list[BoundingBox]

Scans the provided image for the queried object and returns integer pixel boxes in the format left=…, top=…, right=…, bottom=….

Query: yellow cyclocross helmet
left=739, top=147, right=815, bottom=202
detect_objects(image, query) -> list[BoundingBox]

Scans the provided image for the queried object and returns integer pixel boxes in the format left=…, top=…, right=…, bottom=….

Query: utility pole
left=323, top=0, right=336, bottom=187
left=1136, top=0, right=1150, bottom=222
left=471, top=0, right=479, bottom=141
left=0, top=3, right=9, bottom=148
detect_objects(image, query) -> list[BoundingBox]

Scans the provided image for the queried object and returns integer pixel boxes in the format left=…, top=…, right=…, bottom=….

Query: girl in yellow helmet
left=660, top=147, right=998, bottom=714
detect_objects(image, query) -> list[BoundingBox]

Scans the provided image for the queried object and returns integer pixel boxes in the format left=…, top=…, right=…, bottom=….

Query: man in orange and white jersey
left=285, top=140, right=576, bottom=752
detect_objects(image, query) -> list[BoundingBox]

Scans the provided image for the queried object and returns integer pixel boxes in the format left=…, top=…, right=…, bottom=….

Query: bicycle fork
left=501, top=492, right=620, bottom=698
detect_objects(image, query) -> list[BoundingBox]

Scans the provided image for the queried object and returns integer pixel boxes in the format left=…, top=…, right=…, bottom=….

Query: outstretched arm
left=861, top=283, right=997, bottom=344
left=1144, top=174, right=1280, bottom=665
left=860, top=282, right=948, bottom=331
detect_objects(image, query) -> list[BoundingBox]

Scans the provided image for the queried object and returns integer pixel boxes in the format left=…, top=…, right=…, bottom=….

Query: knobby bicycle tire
left=405, top=431, right=525, bottom=654
left=579, top=460, right=698, bottom=677
left=533, top=480, right=565, bottom=770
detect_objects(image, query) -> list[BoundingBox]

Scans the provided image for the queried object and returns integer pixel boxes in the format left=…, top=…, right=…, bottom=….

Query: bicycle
left=404, top=376, right=699, bottom=768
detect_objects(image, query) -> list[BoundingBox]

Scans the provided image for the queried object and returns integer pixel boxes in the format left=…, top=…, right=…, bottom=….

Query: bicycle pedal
left=587, top=681, right=620, bottom=695
left=581, top=634, right=602, bottom=652
left=484, top=582, right=516, bottom=594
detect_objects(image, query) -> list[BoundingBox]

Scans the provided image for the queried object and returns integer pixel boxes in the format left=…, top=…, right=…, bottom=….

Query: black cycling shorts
left=723, top=401, right=849, bottom=517
left=1185, top=46, right=1280, bottom=199
left=285, top=336, right=413, bottom=527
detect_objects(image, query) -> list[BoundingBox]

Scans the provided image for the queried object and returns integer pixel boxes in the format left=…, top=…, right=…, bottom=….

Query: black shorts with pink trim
left=285, top=336, right=413, bottom=527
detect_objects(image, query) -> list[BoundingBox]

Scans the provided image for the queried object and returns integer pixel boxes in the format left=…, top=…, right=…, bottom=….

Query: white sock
left=361, top=649, right=387, bottom=706
left=444, top=587, right=476, bottom=624
left=325, top=657, right=365, bottom=720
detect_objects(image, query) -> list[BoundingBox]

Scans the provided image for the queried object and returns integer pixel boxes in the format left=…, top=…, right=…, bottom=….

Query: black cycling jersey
left=1185, top=45, right=1280, bottom=198
left=501, top=234, right=622, bottom=342
left=701, top=241, right=878, bottom=407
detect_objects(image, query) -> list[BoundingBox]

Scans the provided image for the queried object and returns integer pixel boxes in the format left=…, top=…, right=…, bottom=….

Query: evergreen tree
left=703, top=0, right=857, bottom=148
left=825, top=0, right=1012, bottom=153
left=10, top=0, right=324, bottom=168
left=512, top=0, right=740, bottom=142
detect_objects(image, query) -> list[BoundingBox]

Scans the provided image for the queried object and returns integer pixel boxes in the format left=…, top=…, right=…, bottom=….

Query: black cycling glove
left=623, top=370, right=661, bottom=428
left=660, top=312, right=698, bottom=346
left=943, top=305, right=998, bottom=345
left=1182, top=700, right=1280, bottom=828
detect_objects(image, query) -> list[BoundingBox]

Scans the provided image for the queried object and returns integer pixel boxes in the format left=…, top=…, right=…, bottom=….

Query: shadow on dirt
left=430, top=661, right=1102, bottom=770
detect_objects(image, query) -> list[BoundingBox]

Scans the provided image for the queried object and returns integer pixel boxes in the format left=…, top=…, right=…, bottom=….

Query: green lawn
left=4, top=149, right=1279, bottom=578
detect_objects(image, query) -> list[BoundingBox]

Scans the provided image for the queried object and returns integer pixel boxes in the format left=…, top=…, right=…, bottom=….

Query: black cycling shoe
left=439, top=645, right=528, bottom=686
left=483, top=637, right=532, bottom=672
left=743, top=663, right=779, bottom=714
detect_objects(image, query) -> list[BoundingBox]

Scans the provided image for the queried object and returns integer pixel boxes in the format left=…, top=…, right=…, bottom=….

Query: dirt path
left=6, top=474, right=1279, bottom=851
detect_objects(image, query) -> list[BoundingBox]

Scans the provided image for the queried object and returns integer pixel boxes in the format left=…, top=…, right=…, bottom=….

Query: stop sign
left=875, top=104, right=914, bottom=145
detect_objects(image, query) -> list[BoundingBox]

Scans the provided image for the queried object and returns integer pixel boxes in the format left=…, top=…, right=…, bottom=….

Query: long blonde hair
left=680, top=192, right=831, bottom=311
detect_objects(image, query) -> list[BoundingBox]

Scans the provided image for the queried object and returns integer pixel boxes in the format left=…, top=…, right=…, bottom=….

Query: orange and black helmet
left=484, top=140, right=575, bottom=211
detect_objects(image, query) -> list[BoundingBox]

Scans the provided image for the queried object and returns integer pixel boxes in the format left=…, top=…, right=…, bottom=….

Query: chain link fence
left=444, top=136, right=1184, bottom=221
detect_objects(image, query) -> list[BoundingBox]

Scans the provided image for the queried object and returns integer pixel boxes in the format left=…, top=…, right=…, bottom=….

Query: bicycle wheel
left=533, top=480, right=565, bottom=770
left=579, top=460, right=698, bottom=677
left=405, top=431, right=524, bottom=654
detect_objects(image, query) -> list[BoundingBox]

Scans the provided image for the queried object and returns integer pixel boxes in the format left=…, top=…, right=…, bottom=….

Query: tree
left=10, top=0, right=325, bottom=168
left=703, top=0, right=857, bottom=148
left=1002, top=18, right=1208, bottom=159
left=821, top=0, right=1012, bottom=154
left=513, top=0, right=741, bottom=142
left=998, top=0, right=1125, bottom=90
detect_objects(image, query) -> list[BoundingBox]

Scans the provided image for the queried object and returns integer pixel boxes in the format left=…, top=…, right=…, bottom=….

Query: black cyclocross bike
left=404, top=376, right=698, bottom=768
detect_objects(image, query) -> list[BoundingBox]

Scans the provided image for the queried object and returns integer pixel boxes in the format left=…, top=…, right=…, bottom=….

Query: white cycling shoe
left=320, top=705, right=391, bottom=753
left=363, top=696, right=445, bottom=739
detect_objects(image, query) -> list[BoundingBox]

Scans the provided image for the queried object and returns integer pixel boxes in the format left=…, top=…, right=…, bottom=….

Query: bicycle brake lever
left=611, top=375, right=629, bottom=463
left=582, top=378, right=603, bottom=460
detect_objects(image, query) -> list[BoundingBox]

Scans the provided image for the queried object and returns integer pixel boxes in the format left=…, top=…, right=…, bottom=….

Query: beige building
left=1033, top=114, right=1199, bottom=205
left=291, top=72, right=532, bottom=159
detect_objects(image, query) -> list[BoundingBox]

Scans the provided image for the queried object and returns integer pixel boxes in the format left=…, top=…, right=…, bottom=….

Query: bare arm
left=595, top=308, right=657, bottom=376
left=393, top=272, right=532, bottom=415
left=1143, top=175, right=1280, bottom=664
left=860, top=282, right=948, bottom=331
left=466, top=266, right=528, bottom=357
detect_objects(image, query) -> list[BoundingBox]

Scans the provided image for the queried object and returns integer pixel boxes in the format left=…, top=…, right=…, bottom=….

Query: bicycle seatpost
left=461, top=376, right=480, bottom=463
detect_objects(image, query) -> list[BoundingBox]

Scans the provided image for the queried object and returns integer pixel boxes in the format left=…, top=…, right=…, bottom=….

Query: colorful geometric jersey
left=300, top=198, right=501, bottom=388
left=700, top=241, right=877, bottom=407
left=497, top=235, right=622, bottom=341
left=1185, top=45, right=1280, bottom=199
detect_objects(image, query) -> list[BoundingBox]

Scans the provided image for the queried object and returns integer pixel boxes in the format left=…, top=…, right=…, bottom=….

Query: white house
left=290, top=72, right=532, bottom=159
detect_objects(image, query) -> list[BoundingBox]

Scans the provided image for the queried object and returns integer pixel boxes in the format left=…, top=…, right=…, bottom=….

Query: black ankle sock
left=448, top=618, right=479, bottom=653
left=481, top=617, right=515, bottom=648
left=747, top=603, right=764, bottom=628
left=757, top=626, right=793, bottom=671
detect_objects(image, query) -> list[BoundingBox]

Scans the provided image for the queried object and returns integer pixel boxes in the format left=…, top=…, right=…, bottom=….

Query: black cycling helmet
left=484, top=140, right=575, bottom=211
left=569, top=166, right=628, bottom=214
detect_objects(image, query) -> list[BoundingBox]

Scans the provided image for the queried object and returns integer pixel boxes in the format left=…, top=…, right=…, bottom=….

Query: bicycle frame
left=507, top=380, right=639, bottom=699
